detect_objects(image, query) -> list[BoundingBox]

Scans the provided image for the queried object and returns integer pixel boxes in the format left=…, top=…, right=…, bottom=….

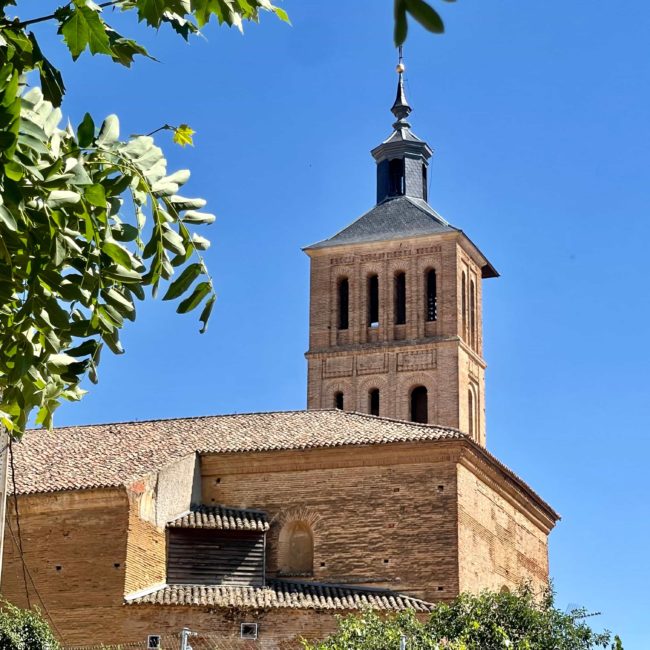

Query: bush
left=0, top=602, right=59, bottom=650
left=302, top=585, right=623, bottom=650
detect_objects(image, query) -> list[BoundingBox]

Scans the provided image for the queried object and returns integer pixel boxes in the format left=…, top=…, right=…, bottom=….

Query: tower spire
left=391, top=46, right=412, bottom=125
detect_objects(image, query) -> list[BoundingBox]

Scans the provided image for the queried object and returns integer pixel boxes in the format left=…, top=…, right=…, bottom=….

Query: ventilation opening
left=338, top=277, right=349, bottom=330
left=388, top=158, right=405, bottom=196
left=147, top=636, right=161, bottom=650
left=367, top=274, right=379, bottom=327
left=334, top=392, right=344, bottom=410
left=394, top=272, right=406, bottom=325
left=369, top=389, right=380, bottom=417
left=426, top=269, right=437, bottom=322
left=410, top=386, right=428, bottom=424
left=240, top=623, right=258, bottom=640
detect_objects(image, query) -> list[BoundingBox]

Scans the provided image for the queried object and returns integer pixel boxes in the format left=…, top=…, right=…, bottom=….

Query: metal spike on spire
left=391, top=45, right=412, bottom=124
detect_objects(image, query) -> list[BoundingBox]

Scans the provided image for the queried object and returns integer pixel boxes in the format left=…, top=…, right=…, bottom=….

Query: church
left=1, top=62, right=559, bottom=648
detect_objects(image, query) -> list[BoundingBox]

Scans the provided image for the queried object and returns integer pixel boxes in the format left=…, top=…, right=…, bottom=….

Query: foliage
left=0, top=601, right=59, bottom=650
left=303, top=585, right=623, bottom=650
left=0, top=0, right=292, bottom=435
left=393, top=0, right=455, bottom=46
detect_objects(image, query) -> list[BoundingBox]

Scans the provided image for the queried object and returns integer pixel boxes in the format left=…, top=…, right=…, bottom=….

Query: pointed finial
left=391, top=46, right=412, bottom=124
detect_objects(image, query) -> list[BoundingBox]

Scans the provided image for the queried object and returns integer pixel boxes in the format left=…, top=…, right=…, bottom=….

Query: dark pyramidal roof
left=305, top=195, right=455, bottom=250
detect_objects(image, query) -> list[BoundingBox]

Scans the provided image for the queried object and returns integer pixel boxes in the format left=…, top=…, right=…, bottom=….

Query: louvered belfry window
left=388, top=158, right=405, bottom=196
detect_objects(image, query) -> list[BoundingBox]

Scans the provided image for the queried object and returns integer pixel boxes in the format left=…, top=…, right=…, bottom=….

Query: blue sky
left=27, top=1, right=649, bottom=646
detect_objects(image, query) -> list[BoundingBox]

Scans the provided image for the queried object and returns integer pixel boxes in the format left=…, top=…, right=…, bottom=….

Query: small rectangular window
left=240, top=623, right=258, bottom=640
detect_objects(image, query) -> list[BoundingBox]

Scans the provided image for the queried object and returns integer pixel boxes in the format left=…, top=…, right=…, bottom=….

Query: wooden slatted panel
left=167, top=529, right=265, bottom=586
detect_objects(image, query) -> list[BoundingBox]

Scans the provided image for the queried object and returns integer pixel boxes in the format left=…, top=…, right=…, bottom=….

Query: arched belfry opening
left=410, top=386, right=428, bottom=424
left=369, top=388, right=380, bottom=417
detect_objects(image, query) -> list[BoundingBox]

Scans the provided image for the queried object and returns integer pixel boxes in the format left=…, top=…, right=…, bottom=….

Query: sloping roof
left=305, top=196, right=455, bottom=250
left=168, top=505, right=269, bottom=532
left=13, top=410, right=462, bottom=495
left=127, top=580, right=433, bottom=612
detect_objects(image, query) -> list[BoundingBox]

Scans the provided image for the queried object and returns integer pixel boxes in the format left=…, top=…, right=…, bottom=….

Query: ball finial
left=396, top=62, right=406, bottom=74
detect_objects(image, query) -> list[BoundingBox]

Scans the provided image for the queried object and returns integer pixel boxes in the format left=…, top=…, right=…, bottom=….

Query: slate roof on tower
left=304, top=195, right=455, bottom=249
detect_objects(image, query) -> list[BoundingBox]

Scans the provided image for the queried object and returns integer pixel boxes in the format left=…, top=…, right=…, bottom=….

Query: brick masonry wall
left=456, top=463, right=550, bottom=594
left=1, top=489, right=129, bottom=640
left=124, top=488, right=166, bottom=595
left=305, top=233, right=488, bottom=444
left=201, top=443, right=460, bottom=603
left=0, top=441, right=554, bottom=646
left=58, top=604, right=345, bottom=648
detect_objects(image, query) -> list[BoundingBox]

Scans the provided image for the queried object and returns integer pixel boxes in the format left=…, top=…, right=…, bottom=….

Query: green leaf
left=163, top=262, right=202, bottom=301
left=77, top=112, right=95, bottom=147
left=102, top=241, right=133, bottom=269
left=84, top=183, right=106, bottom=207
left=405, top=0, right=444, bottom=34
left=199, top=294, right=215, bottom=333
left=59, top=5, right=113, bottom=59
left=4, top=161, right=23, bottom=181
left=137, top=0, right=187, bottom=27
left=47, top=190, right=81, bottom=207
left=273, top=7, right=291, bottom=24
left=66, top=339, right=99, bottom=358
left=394, top=0, right=408, bottom=46
left=181, top=210, right=216, bottom=224
left=176, top=280, right=211, bottom=314
left=29, top=33, right=66, bottom=107
left=97, top=114, right=119, bottom=146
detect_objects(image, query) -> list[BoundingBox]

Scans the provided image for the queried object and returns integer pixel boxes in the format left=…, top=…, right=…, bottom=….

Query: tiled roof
left=127, top=580, right=433, bottom=612
left=168, top=505, right=269, bottom=532
left=12, top=410, right=462, bottom=495
left=304, top=195, right=456, bottom=250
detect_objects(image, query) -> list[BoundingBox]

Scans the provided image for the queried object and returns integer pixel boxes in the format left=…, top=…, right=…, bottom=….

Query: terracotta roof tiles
left=127, top=580, right=433, bottom=612
left=12, top=410, right=462, bottom=495
left=168, top=505, right=269, bottom=532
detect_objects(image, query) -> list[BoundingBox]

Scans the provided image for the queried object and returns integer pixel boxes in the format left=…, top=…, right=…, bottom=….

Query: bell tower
left=304, top=55, right=497, bottom=446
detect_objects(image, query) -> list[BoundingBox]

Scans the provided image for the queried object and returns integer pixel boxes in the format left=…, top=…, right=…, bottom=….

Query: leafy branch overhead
left=0, top=86, right=216, bottom=433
